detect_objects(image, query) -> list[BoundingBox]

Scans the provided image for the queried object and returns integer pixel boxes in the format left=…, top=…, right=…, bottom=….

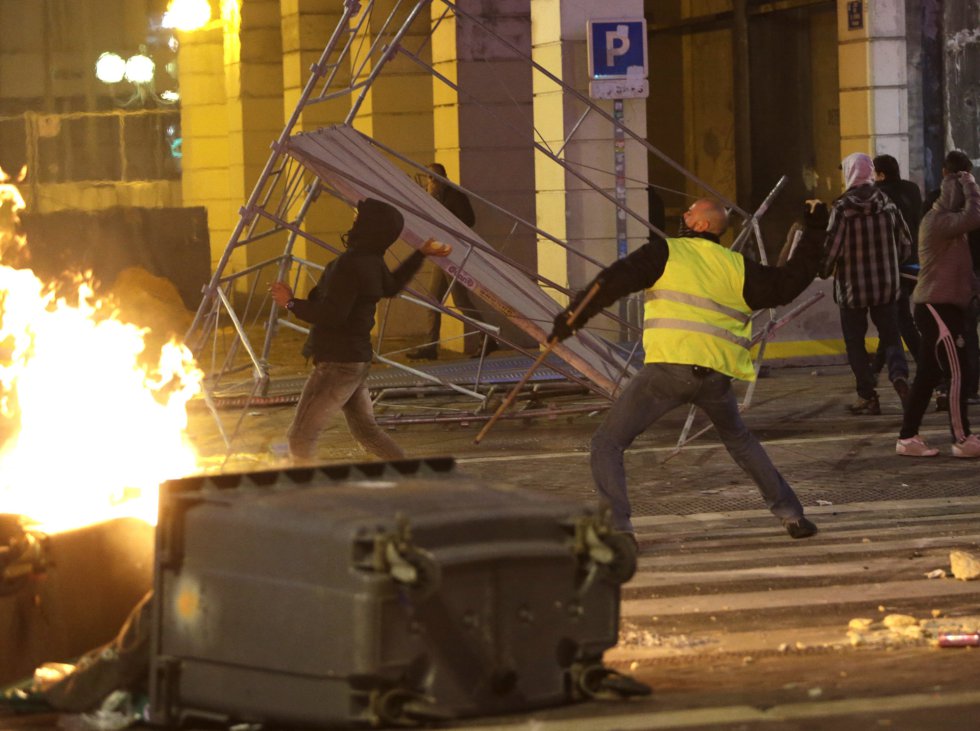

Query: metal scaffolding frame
left=187, top=0, right=793, bottom=456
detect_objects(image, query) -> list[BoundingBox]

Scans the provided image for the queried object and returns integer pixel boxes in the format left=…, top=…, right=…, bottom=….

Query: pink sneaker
left=896, top=435, right=939, bottom=457
left=952, top=434, right=980, bottom=458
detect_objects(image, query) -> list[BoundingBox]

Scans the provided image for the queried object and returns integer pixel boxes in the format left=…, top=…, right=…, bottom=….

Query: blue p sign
left=588, top=19, right=648, bottom=79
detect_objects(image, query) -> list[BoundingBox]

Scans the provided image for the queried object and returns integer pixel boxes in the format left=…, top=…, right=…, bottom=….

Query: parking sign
left=587, top=19, right=648, bottom=79
left=587, top=19, right=648, bottom=99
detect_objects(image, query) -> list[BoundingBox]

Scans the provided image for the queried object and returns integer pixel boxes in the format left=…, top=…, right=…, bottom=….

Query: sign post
left=587, top=19, right=648, bottom=340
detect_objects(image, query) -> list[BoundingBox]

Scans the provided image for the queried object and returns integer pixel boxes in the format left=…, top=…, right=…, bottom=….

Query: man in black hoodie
left=871, top=154, right=922, bottom=373
left=271, top=197, right=450, bottom=462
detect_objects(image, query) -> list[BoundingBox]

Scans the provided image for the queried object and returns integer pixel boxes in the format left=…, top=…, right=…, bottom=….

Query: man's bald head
left=683, top=199, right=730, bottom=236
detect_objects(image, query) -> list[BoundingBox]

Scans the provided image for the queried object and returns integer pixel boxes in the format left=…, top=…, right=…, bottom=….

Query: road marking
left=457, top=428, right=952, bottom=463
left=636, top=533, right=980, bottom=568
left=450, top=690, right=980, bottom=729
left=625, top=554, right=950, bottom=589
left=623, top=576, right=980, bottom=617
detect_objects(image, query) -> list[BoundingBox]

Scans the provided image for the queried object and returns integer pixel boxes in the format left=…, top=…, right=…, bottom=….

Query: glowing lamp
left=95, top=52, right=126, bottom=84
left=124, top=54, right=156, bottom=85
left=162, top=0, right=212, bottom=31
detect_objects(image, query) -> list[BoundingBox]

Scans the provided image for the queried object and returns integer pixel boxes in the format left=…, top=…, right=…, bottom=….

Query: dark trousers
left=840, top=303, right=908, bottom=399
left=872, top=281, right=920, bottom=371
left=900, top=303, right=971, bottom=442
left=591, top=363, right=804, bottom=533
left=422, top=267, right=483, bottom=351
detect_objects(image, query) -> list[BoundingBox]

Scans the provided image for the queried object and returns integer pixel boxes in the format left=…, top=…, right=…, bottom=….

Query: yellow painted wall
left=177, top=19, right=231, bottom=274
left=530, top=0, right=569, bottom=298
left=280, top=0, right=352, bottom=272
left=223, top=0, right=284, bottom=279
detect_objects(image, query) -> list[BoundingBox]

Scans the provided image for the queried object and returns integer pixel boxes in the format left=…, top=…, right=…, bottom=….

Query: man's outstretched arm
left=550, top=238, right=669, bottom=341
left=742, top=201, right=828, bottom=311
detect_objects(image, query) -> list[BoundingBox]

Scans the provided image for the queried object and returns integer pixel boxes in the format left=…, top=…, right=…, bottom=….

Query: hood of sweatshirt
left=841, top=152, right=875, bottom=189
left=345, top=198, right=405, bottom=255
left=835, top=182, right=892, bottom=217
left=935, top=174, right=967, bottom=213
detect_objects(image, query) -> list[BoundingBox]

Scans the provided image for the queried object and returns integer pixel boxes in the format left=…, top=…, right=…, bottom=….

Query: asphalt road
left=5, top=361, right=980, bottom=730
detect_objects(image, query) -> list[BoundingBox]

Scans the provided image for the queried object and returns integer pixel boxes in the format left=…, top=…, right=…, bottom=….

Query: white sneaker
left=896, top=435, right=940, bottom=457
left=952, top=434, right=980, bottom=458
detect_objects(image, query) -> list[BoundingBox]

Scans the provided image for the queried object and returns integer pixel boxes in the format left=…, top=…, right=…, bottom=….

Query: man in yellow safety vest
left=551, top=198, right=827, bottom=547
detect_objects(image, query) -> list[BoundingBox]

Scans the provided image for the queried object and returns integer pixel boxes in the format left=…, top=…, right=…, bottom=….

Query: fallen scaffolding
left=185, top=0, right=806, bottom=458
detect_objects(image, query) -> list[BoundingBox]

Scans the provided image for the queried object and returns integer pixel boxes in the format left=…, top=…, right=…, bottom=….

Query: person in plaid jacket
left=819, top=152, right=913, bottom=415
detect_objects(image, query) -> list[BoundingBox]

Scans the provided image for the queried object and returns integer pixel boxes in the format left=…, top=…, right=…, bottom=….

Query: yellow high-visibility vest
left=643, top=237, right=756, bottom=381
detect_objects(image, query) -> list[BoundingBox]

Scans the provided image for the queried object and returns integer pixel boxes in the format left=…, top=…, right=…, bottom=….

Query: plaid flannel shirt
left=818, top=184, right=912, bottom=308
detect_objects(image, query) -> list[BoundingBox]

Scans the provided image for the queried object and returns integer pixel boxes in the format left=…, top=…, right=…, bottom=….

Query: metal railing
left=0, top=108, right=181, bottom=195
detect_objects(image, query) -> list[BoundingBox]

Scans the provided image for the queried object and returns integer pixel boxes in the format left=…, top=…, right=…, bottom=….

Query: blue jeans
left=590, top=363, right=804, bottom=533
left=839, top=303, right=908, bottom=399
left=287, top=361, right=405, bottom=462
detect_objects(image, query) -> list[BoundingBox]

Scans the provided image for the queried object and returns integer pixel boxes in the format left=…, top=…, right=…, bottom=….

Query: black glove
left=803, top=200, right=829, bottom=230
left=549, top=285, right=600, bottom=342
left=550, top=307, right=576, bottom=342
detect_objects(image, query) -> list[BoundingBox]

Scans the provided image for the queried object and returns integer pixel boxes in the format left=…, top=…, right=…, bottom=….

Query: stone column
left=429, top=0, right=535, bottom=351
left=280, top=0, right=352, bottom=263
left=348, top=0, right=435, bottom=347
left=943, top=2, right=980, bottom=163
left=349, top=1, right=433, bottom=161
left=838, top=0, right=910, bottom=171
left=176, top=5, right=229, bottom=273
left=223, top=0, right=284, bottom=272
left=531, top=0, right=648, bottom=299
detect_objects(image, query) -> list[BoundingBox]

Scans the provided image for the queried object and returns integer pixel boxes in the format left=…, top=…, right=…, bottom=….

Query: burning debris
left=0, top=168, right=204, bottom=533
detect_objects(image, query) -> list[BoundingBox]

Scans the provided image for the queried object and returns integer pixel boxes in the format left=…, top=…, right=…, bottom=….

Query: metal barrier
left=0, top=108, right=180, bottom=204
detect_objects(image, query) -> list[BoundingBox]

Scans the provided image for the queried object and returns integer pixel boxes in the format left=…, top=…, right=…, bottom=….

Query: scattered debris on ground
left=949, top=550, right=980, bottom=581
left=846, top=612, right=980, bottom=648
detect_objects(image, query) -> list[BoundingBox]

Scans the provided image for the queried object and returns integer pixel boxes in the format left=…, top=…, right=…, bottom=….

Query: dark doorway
left=747, top=2, right=839, bottom=260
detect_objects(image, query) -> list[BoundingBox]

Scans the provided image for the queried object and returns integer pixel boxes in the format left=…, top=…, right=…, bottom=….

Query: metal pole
left=613, top=98, right=628, bottom=341
left=473, top=282, right=601, bottom=444
left=733, top=0, right=752, bottom=210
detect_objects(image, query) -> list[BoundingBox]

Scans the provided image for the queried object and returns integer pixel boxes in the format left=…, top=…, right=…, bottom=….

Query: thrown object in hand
left=423, top=238, right=452, bottom=255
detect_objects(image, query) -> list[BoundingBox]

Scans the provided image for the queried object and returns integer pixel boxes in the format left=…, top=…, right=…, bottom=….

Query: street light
left=95, top=49, right=176, bottom=107
left=124, top=54, right=156, bottom=85
left=94, top=52, right=126, bottom=84
left=162, top=0, right=211, bottom=32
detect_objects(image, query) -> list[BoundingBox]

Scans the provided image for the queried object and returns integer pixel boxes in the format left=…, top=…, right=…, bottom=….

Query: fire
left=0, top=169, right=203, bottom=533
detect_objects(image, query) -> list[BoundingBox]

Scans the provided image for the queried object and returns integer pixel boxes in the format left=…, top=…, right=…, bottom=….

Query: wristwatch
left=285, top=298, right=296, bottom=311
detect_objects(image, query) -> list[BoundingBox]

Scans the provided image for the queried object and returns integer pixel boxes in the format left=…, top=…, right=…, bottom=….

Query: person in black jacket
left=871, top=154, right=922, bottom=376
left=550, top=199, right=828, bottom=544
left=271, top=197, right=450, bottom=462
left=407, top=163, right=490, bottom=360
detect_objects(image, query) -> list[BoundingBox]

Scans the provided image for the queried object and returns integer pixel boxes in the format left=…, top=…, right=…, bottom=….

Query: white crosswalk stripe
left=609, top=497, right=980, bottom=660
left=448, top=498, right=980, bottom=729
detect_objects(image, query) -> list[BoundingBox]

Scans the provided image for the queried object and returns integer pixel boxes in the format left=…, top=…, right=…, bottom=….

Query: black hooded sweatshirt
left=291, top=198, right=425, bottom=363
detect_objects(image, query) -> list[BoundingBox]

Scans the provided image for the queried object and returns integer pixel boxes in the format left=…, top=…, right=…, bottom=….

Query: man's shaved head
left=683, top=198, right=730, bottom=236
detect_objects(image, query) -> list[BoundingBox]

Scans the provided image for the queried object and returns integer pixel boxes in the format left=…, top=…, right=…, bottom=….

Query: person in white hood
left=818, top=152, right=913, bottom=415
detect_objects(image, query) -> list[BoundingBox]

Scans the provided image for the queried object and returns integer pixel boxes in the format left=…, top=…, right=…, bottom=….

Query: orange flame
left=0, top=168, right=203, bottom=533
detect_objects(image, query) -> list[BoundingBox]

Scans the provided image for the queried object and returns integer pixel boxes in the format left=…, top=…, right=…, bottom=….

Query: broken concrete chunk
left=882, top=614, right=918, bottom=629
left=950, top=550, right=980, bottom=581
left=892, top=625, right=924, bottom=639
left=925, top=568, right=947, bottom=579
